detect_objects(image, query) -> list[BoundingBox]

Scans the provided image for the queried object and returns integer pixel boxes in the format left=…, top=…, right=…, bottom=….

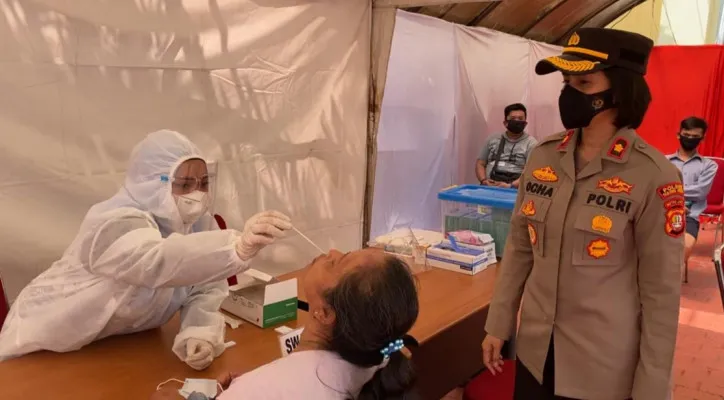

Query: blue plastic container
left=438, top=185, right=518, bottom=257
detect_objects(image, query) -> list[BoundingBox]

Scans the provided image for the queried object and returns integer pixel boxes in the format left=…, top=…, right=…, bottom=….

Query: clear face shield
left=162, top=159, right=219, bottom=230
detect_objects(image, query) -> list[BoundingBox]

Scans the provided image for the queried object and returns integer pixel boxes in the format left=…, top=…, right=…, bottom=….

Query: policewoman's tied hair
left=323, top=255, right=420, bottom=400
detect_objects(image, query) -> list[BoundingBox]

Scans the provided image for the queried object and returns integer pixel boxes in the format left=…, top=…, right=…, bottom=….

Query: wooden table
left=0, top=266, right=499, bottom=399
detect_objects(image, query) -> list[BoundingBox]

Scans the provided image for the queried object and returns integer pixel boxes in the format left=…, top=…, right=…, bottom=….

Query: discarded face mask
left=179, top=378, right=219, bottom=399
left=156, top=378, right=220, bottom=400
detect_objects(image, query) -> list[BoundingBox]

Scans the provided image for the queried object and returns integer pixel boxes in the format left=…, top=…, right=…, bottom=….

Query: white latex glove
left=236, top=210, right=292, bottom=261
left=185, top=338, right=214, bottom=371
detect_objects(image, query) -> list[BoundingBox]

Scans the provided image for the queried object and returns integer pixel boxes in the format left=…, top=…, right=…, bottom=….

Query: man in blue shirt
left=667, top=117, right=719, bottom=269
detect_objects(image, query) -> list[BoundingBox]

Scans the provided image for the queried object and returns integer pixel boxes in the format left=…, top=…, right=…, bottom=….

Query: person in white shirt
left=0, top=130, right=292, bottom=370
left=215, top=248, right=419, bottom=399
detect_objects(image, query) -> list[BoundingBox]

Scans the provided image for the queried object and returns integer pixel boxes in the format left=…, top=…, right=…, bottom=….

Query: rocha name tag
left=278, top=327, right=305, bottom=357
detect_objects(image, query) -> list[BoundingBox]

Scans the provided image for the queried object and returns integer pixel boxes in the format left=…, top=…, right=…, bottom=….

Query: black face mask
left=506, top=120, right=527, bottom=134
left=558, top=84, right=615, bottom=129
left=679, top=135, right=702, bottom=151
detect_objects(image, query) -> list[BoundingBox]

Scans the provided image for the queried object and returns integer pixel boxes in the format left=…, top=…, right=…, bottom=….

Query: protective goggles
left=160, top=174, right=211, bottom=195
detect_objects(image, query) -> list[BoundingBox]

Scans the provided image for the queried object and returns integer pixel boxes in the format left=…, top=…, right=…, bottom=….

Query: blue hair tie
left=160, top=175, right=169, bottom=182
left=380, top=339, right=405, bottom=359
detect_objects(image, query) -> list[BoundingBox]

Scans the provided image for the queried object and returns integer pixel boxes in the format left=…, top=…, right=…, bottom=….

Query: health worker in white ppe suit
left=0, top=130, right=292, bottom=370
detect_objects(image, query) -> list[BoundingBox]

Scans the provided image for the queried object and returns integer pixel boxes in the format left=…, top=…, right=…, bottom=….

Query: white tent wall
left=0, top=0, right=371, bottom=303
left=453, top=24, right=565, bottom=185
left=362, top=0, right=505, bottom=247
left=370, top=10, right=564, bottom=239
left=370, top=12, right=457, bottom=239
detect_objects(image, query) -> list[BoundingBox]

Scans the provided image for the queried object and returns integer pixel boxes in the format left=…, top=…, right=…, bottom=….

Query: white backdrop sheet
left=0, top=0, right=371, bottom=302
left=371, top=10, right=564, bottom=239
left=370, top=12, right=457, bottom=242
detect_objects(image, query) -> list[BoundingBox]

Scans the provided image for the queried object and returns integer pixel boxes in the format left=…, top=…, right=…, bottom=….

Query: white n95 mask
left=180, top=378, right=219, bottom=399
left=175, top=191, right=209, bottom=225
left=156, top=377, right=219, bottom=400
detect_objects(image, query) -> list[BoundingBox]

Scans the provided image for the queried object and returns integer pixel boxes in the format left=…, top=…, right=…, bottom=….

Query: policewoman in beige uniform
left=481, top=29, right=683, bottom=400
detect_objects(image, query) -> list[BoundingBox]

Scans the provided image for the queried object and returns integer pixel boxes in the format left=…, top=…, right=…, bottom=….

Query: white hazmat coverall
left=0, top=130, right=289, bottom=368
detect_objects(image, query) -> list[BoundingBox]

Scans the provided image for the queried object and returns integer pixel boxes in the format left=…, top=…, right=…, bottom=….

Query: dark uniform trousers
left=514, top=337, right=633, bottom=400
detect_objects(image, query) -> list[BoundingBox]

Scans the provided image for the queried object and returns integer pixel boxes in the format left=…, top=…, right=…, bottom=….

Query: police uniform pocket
left=519, top=196, right=551, bottom=257
left=572, top=206, right=629, bottom=266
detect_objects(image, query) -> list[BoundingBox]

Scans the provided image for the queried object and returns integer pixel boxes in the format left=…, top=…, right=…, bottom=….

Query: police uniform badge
left=591, top=215, right=613, bottom=234
left=532, top=166, right=558, bottom=183
left=607, top=138, right=629, bottom=160
left=557, top=130, right=575, bottom=151
left=587, top=238, right=610, bottom=259
left=657, top=182, right=685, bottom=200
left=657, top=182, right=686, bottom=238
left=521, top=200, right=536, bottom=217
left=597, top=177, right=634, bottom=195
left=527, top=223, right=538, bottom=245
left=664, top=208, right=685, bottom=238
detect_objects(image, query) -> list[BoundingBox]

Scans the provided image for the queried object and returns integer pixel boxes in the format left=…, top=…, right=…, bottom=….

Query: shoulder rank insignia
left=521, top=200, right=536, bottom=216
left=587, top=238, right=610, bottom=259
left=532, top=166, right=558, bottom=182
left=607, top=137, right=629, bottom=159
left=557, top=130, right=575, bottom=151
left=597, top=177, right=634, bottom=194
left=657, top=182, right=684, bottom=200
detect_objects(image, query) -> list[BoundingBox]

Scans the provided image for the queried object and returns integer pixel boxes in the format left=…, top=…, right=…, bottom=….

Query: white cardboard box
left=426, top=239, right=496, bottom=275
left=222, top=278, right=298, bottom=328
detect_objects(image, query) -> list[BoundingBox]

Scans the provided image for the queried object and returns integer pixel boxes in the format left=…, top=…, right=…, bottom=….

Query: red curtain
left=638, top=45, right=724, bottom=157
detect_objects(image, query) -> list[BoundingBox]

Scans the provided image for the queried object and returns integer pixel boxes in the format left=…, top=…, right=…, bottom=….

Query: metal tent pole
left=714, top=0, right=724, bottom=43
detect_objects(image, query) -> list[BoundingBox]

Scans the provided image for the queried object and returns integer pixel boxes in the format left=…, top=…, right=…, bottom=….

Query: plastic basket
left=438, top=185, right=517, bottom=256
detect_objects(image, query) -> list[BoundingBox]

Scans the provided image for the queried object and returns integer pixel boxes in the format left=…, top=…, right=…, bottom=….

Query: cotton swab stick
left=408, top=226, right=420, bottom=246
left=253, top=159, right=325, bottom=255
left=293, top=225, right=325, bottom=254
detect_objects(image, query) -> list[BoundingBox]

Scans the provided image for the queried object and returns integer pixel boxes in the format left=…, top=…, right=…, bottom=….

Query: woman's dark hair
left=604, top=66, right=652, bottom=129
left=323, top=255, right=420, bottom=400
